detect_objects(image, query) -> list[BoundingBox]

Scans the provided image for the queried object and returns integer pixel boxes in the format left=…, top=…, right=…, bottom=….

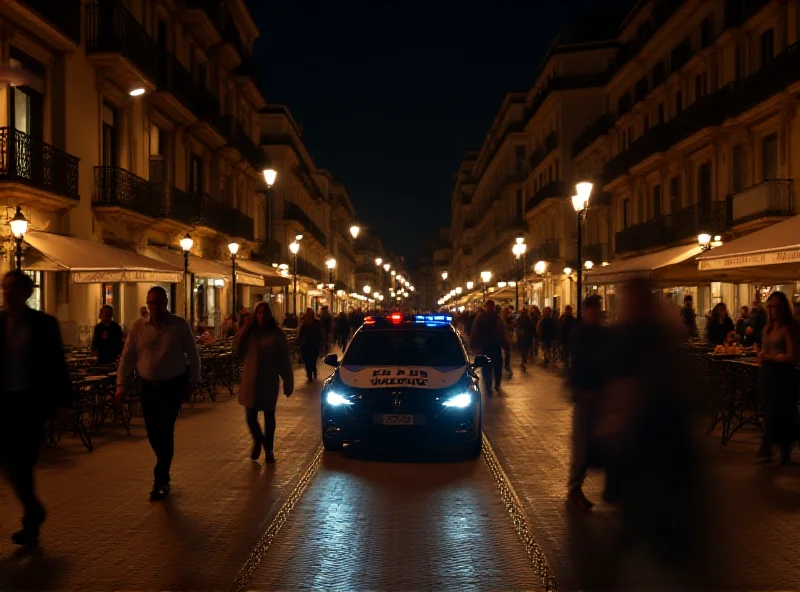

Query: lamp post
left=480, top=270, right=491, bottom=303
left=262, top=168, right=277, bottom=244
left=326, top=257, right=336, bottom=312
left=180, top=232, right=194, bottom=322
left=349, top=225, right=360, bottom=242
left=572, top=182, right=593, bottom=319
left=512, top=239, right=527, bottom=312
left=9, top=206, right=28, bottom=271
left=289, top=240, right=300, bottom=314
left=228, top=241, right=240, bottom=320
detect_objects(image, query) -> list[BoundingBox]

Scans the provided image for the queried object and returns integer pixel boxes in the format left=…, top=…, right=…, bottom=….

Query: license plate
left=379, top=414, right=415, bottom=426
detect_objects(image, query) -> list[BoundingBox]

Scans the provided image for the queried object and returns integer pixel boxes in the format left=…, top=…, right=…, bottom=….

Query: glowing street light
left=349, top=225, right=360, bottom=239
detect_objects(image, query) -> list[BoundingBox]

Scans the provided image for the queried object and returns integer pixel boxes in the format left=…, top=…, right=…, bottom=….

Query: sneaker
left=264, top=450, right=275, bottom=463
left=11, top=529, right=39, bottom=548
left=250, top=442, right=262, bottom=461
left=149, top=482, right=171, bottom=502
left=567, top=489, right=594, bottom=510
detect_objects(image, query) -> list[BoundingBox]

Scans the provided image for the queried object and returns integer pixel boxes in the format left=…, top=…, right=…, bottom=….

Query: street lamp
left=480, top=270, right=491, bottom=302
left=228, top=241, right=240, bottom=319
left=180, top=232, right=194, bottom=322
left=441, top=271, right=448, bottom=281
left=326, top=257, right=336, bottom=312
left=572, top=181, right=593, bottom=318
left=466, top=281, right=474, bottom=290
left=363, top=285, right=371, bottom=295
left=497, top=281, right=507, bottom=288
left=698, top=233, right=712, bottom=251
left=383, top=262, right=390, bottom=272
left=375, top=257, right=382, bottom=266
left=349, top=225, right=360, bottom=240
left=512, top=240, right=527, bottom=311
left=289, top=240, right=300, bottom=314
left=263, top=168, right=277, bottom=244
left=584, top=260, right=594, bottom=270
left=10, top=206, right=27, bottom=270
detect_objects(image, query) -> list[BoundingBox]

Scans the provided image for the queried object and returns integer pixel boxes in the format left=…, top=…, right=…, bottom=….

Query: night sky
left=247, top=0, right=634, bottom=264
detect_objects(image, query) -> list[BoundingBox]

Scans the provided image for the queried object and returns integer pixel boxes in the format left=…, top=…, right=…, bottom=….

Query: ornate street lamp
left=262, top=168, right=277, bottom=244
left=228, top=241, right=240, bottom=319
left=349, top=225, right=360, bottom=240
left=180, top=232, right=194, bottom=323
left=572, top=181, right=593, bottom=318
left=512, top=240, right=527, bottom=311
left=480, top=270, right=492, bottom=302
left=10, top=206, right=28, bottom=271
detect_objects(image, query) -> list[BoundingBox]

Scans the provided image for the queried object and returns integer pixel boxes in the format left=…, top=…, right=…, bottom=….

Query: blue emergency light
left=414, top=314, right=453, bottom=326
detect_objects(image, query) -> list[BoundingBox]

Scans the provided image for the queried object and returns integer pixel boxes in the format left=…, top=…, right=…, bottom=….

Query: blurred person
left=793, top=300, right=800, bottom=324
left=516, top=308, right=535, bottom=372
left=605, top=278, right=709, bottom=589
left=334, top=311, right=350, bottom=351
left=735, top=306, right=749, bottom=341
left=350, top=307, right=365, bottom=338
left=680, top=294, right=697, bottom=337
left=92, top=304, right=124, bottom=365
left=140, top=305, right=149, bottom=319
left=530, top=305, right=542, bottom=355
left=298, top=308, right=324, bottom=381
left=538, top=307, right=558, bottom=365
left=756, top=291, right=799, bottom=465
left=567, top=295, right=608, bottom=510
left=559, top=305, right=577, bottom=367
left=319, top=305, right=333, bottom=352
left=469, top=299, right=510, bottom=395
left=0, top=271, right=71, bottom=547
left=706, top=303, right=734, bottom=346
left=235, top=302, right=293, bottom=462
left=222, top=315, right=237, bottom=338
left=116, top=287, right=200, bottom=501
left=748, top=299, right=767, bottom=345
left=238, top=308, right=251, bottom=330
left=503, top=307, right=515, bottom=376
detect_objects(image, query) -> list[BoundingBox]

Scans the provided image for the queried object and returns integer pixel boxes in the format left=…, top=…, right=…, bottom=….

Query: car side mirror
left=471, top=354, right=490, bottom=369
left=323, top=353, right=339, bottom=367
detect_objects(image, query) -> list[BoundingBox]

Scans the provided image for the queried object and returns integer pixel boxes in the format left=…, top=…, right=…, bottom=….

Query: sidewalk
left=0, top=366, right=324, bottom=590
left=481, top=358, right=800, bottom=590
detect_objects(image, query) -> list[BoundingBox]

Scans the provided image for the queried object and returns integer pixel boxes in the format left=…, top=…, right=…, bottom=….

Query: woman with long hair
left=235, top=302, right=294, bottom=462
left=706, top=302, right=734, bottom=346
left=298, top=308, right=324, bottom=381
left=756, top=291, right=799, bottom=465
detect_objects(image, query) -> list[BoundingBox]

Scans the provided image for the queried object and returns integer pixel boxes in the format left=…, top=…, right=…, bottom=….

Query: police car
left=320, top=313, right=489, bottom=456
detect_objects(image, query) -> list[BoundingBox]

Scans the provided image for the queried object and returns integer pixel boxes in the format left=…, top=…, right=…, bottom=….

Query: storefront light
left=466, top=281, right=474, bottom=290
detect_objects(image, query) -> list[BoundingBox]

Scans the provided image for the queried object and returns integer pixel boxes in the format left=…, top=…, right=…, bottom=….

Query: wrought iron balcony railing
left=222, top=116, right=266, bottom=169
left=185, top=0, right=249, bottom=59
left=294, top=256, right=323, bottom=281
left=572, top=114, right=610, bottom=157
left=94, top=166, right=154, bottom=216
left=20, top=0, right=81, bottom=44
left=582, top=243, right=609, bottom=264
left=195, top=193, right=254, bottom=240
left=529, top=239, right=561, bottom=262
left=669, top=202, right=728, bottom=241
left=283, top=201, right=327, bottom=246
left=157, top=51, right=198, bottom=113
left=525, top=181, right=569, bottom=212
left=0, top=128, right=79, bottom=199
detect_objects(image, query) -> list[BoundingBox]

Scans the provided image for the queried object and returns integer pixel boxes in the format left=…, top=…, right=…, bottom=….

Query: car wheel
left=323, top=435, right=343, bottom=451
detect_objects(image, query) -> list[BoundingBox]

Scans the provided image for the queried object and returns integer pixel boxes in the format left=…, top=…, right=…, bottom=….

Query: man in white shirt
left=116, top=286, right=200, bottom=501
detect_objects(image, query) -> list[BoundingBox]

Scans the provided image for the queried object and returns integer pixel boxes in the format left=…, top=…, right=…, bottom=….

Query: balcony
left=10, top=0, right=81, bottom=49
left=221, top=116, right=266, bottom=169
left=86, top=0, right=157, bottom=88
left=295, top=256, right=323, bottom=281
left=615, top=217, right=671, bottom=254
left=530, top=240, right=561, bottom=262
left=582, top=243, right=609, bottom=264
left=154, top=51, right=198, bottom=124
left=724, top=0, right=770, bottom=30
left=528, top=132, right=558, bottom=171
left=525, top=181, right=569, bottom=212
left=93, top=166, right=154, bottom=218
left=283, top=201, right=327, bottom=246
left=728, top=180, right=794, bottom=226
left=195, top=193, right=254, bottom=240
left=670, top=202, right=727, bottom=241
left=183, top=0, right=248, bottom=64
left=149, top=183, right=196, bottom=226
left=572, top=114, right=610, bottom=157
left=0, top=128, right=79, bottom=207
left=524, top=73, right=608, bottom=126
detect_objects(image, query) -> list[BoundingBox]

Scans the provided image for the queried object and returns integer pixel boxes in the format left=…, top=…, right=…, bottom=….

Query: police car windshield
left=343, top=330, right=466, bottom=367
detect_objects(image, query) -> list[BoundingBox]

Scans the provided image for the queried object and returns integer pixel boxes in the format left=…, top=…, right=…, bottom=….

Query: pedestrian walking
left=538, top=307, right=558, bottom=365
left=469, top=299, right=510, bottom=395
left=334, top=311, right=350, bottom=351
left=92, top=304, right=124, bottom=365
left=566, top=295, right=608, bottom=510
left=502, top=307, right=515, bottom=377
left=116, top=286, right=201, bottom=501
left=320, top=305, right=333, bottom=352
left=559, top=305, right=577, bottom=367
left=756, top=291, right=799, bottom=465
left=0, top=270, right=72, bottom=547
left=235, top=302, right=294, bottom=462
left=516, top=308, right=535, bottom=371
left=298, top=308, right=324, bottom=381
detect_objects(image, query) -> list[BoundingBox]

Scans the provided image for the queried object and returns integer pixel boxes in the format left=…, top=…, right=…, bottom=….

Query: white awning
left=24, top=232, right=183, bottom=284
left=141, top=246, right=229, bottom=280
left=236, top=259, right=291, bottom=287
left=696, top=215, right=800, bottom=281
left=585, top=243, right=704, bottom=286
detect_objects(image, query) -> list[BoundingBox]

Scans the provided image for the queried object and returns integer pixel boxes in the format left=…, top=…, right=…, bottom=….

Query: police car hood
left=338, top=365, right=467, bottom=389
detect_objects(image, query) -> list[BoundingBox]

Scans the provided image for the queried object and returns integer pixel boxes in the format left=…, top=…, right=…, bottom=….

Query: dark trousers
left=140, top=377, right=184, bottom=485
left=246, top=408, right=277, bottom=452
left=301, top=345, right=318, bottom=380
left=1, top=398, right=45, bottom=533
left=481, top=346, right=504, bottom=391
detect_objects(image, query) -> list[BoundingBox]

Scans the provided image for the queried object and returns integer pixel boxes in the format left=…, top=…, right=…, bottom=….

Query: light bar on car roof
left=413, top=314, right=452, bottom=326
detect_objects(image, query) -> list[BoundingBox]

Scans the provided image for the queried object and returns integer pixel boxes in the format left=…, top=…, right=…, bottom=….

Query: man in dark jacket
left=559, top=305, right=578, bottom=367
left=319, top=306, right=333, bottom=352
left=0, top=271, right=71, bottom=547
left=469, top=300, right=510, bottom=395
left=91, top=304, right=124, bottom=364
left=538, top=307, right=558, bottom=365
left=567, top=295, right=608, bottom=510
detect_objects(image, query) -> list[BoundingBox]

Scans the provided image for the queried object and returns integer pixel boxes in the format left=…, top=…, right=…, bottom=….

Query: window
left=762, top=133, right=778, bottom=179
left=342, top=328, right=467, bottom=368
left=652, top=185, right=662, bottom=218
left=102, top=103, right=117, bottom=167
left=697, top=162, right=712, bottom=206
left=675, top=90, right=683, bottom=115
left=652, top=61, right=666, bottom=87
left=25, top=271, right=41, bottom=311
left=189, top=154, right=203, bottom=194
left=761, top=29, right=774, bottom=69
left=622, top=198, right=630, bottom=229
left=700, top=17, right=712, bottom=49
left=516, top=188, right=523, bottom=219
left=669, top=176, right=681, bottom=213
left=732, top=144, right=746, bottom=192
left=695, top=73, right=707, bottom=100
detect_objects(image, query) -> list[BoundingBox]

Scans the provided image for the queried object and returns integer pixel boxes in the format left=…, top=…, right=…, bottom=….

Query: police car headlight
left=442, top=393, right=472, bottom=408
left=326, top=391, right=353, bottom=407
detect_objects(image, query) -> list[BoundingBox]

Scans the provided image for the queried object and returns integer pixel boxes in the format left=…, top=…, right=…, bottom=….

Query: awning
left=585, top=244, right=704, bottom=286
left=236, top=259, right=291, bottom=287
left=24, top=232, right=183, bottom=284
left=696, top=215, right=800, bottom=281
left=141, top=247, right=229, bottom=280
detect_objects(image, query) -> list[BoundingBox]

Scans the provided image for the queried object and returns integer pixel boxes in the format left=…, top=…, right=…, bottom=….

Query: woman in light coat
left=235, top=302, right=294, bottom=462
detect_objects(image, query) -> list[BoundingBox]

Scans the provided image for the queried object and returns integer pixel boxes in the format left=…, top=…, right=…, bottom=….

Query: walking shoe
left=149, top=482, right=171, bottom=502
left=250, top=442, right=262, bottom=460
left=264, top=450, right=275, bottom=463
left=11, top=529, right=39, bottom=548
left=567, top=490, right=594, bottom=510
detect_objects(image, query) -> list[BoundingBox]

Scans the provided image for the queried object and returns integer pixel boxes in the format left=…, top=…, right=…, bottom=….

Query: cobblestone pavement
left=480, top=356, right=800, bottom=591
left=0, top=366, right=323, bottom=591
left=246, top=447, right=544, bottom=591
